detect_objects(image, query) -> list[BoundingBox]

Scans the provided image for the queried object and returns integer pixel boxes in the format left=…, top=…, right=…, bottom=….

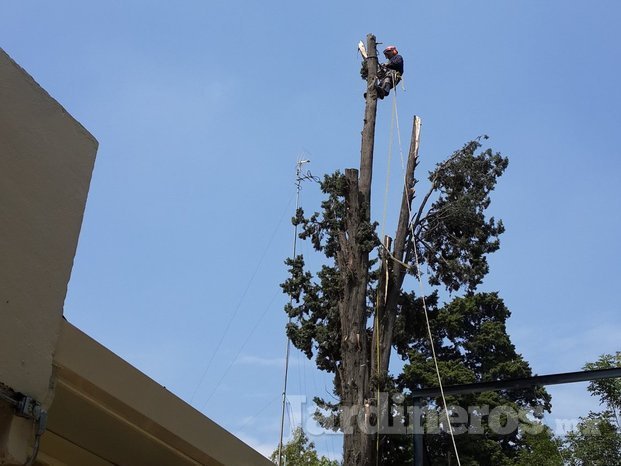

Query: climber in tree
left=376, top=45, right=403, bottom=99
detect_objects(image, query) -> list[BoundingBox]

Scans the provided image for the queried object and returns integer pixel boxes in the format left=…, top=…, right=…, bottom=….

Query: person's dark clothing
left=376, top=54, right=404, bottom=99
left=386, top=54, right=404, bottom=75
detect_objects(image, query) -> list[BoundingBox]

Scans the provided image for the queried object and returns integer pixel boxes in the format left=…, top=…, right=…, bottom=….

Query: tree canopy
left=282, top=134, right=553, bottom=464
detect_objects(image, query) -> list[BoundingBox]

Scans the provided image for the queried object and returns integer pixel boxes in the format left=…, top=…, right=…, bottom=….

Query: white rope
left=388, top=92, right=462, bottom=463
left=396, top=109, right=461, bottom=465
left=375, top=74, right=397, bottom=466
left=412, top=242, right=462, bottom=466
left=381, top=93, right=396, bottom=237
left=392, top=84, right=406, bottom=172
left=379, top=80, right=462, bottom=465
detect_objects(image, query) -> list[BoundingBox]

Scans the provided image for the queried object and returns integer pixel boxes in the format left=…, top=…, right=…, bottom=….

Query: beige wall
left=0, top=49, right=272, bottom=465
left=0, top=48, right=98, bottom=405
left=45, top=321, right=273, bottom=466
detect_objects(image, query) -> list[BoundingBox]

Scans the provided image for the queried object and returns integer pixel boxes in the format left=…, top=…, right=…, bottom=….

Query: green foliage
left=405, top=293, right=550, bottom=400
left=282, top=141, right=509, bottom=382
left=281, top=170, right=377, bottom=375
left=294, top=172, right=351, bottom=259
left=514, top=427, right=564, bottom=466
left=559, top=352, right=621, bottom=465
left=395, top=293, right=551, bottom=465
left=281, top=256, right=342, bottom=374
left=417, top=138, right=508, bottom=291
left=584, top=352, right=621, bottom=423
left=270, top=427, right=340, bottom=466
left=281, top=138, right=549, bottom=464
left=562, top=411, right=621, bottom=465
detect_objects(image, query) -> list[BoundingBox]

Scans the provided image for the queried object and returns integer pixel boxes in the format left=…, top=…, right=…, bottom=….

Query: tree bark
left=340, top=33, right=379, bottom=466
left=359, top=33, right=379, bottom=213
left=339, top=169, right=373, bottom=466
left=341, top=35, right=421, bottom=465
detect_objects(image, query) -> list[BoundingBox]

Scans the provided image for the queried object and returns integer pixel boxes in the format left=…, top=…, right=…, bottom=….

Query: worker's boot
left=375, top=83, right=386, bottom=99
left=382, top=82, right=392, bottom=97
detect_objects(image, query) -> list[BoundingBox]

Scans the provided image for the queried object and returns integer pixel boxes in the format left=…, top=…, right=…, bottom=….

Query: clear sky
left=3, top=0, right=620, bottom=460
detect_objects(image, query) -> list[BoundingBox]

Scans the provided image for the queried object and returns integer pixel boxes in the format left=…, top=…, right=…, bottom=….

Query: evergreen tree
left=395, top=293, right=551, bottom=465
left=282, top=133, right=550, bottom=464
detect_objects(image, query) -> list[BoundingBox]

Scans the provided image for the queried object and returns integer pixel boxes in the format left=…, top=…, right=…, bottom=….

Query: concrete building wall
left=0, top=48, right=98, bottom=405
left=0, top=48, right=272, bottom=465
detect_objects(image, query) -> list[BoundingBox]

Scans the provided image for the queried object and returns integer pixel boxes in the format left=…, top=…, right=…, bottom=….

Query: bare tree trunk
left=339, top=169, right=373, bottom=466
left=339, top=33, right=378, bottom=466
left=359, top=33, right=379, bottom=212
left=340, top=32, right=421, bottom=465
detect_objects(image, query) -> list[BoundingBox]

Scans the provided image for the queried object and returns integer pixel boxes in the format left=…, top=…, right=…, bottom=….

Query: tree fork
left=358, top=117, right=421, bottom=464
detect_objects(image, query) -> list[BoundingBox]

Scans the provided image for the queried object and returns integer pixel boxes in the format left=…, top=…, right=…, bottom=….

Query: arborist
left=376, top=45, right=403, bottom=99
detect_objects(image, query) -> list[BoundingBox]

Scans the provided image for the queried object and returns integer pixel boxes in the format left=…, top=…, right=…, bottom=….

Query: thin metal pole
left=414, top=400, right=424, bottom=466
left=277, top=159, right=309, bottom=466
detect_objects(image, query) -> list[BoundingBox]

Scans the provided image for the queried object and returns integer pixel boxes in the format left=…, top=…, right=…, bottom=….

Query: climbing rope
left=377, top=88, right=462, bottom=465
left=412, top=243, right=462, bottom=466
left=403, top=118, right=462, bottom=466
left=374, top=78, right=403, bottom=465
left=375, top=79, right=402, bottom=466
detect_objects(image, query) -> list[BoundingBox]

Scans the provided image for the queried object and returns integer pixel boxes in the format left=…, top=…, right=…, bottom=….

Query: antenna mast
left=277, top=158, right=311, bottom=466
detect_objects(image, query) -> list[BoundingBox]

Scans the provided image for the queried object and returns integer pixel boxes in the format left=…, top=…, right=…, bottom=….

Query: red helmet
left=383, top=45, right=398, bottom=56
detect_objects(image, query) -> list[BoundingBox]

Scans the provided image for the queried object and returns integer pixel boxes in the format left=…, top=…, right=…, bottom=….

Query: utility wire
left=190, top=194, right=294, bottom=403
left=238, top=394, right=281, bottom=430
left=202, top=287, right=281, bottom=405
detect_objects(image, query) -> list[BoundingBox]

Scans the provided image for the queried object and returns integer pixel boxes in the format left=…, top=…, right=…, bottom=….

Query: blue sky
left=3, top=0, right=620, bottom=459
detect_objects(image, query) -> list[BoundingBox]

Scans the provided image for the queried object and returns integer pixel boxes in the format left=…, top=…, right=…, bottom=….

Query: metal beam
left=410, top=367, right=621, bottom=398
